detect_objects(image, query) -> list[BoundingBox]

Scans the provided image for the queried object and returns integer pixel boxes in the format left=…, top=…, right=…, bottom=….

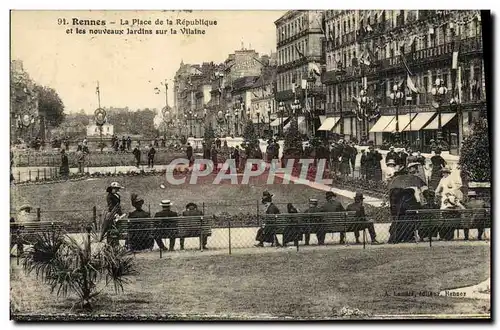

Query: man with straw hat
left=154, top=200, right=178, bottom=251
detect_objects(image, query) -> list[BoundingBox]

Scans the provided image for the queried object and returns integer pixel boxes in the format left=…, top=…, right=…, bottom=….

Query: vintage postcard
left=10, top=9, right=491, bottom=321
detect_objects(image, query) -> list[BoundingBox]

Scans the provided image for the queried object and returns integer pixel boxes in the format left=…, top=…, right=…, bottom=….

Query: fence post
left=92, top=206, right=97, bottom=228
left=37, top=169, right=40, bottom=180
left=18, top=171, right=20, bottom=182
left=86, top=225, right=92, bottom=258
left=256, top=200, right=260, bottom=227
left=148, top=204, right=151, bottom=215
left=200, top=216, right=204, bottom=252
left=29, top=170, right=31, bottom=182
left=363, top=228, right=366, bottom=250
left=158, top=224, right=162, bottom=259
left=202, top=202, right=205, bottom=216
left=228, top=217, right=232, bottom=255
left=36, top=208, right=41, bottom=222
left=44, top=168, right=46, bottom=180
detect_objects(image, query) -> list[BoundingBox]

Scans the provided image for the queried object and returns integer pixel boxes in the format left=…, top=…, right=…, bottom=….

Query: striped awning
left=383, top=114, right=416, bottom=133
left=402, top=112, right=436, bottom=131
left=270, top=117, right=288, bottom=127
left=317, top=117, right=340, bottom=131
left=369, top=116, right=394, bottom=133
left=422, top=113, right=457, bottom=130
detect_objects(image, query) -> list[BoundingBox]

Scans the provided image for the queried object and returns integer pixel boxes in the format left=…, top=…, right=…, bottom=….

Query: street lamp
left=431, top=78, right=449, bottom=148
left=194, top=113, right=199, bottom=137
left=267, top=104, right=272, bottom=138
left=225, top=112, right=230, bottom=136
left=389, top=83, right=404, bottom=145
left=291, top=99, right=301, bottom=131
left=359, top=88, right=369, bottom=142
left=234, top=109, right=239, bottom=136
left=278, top=101, right=285, bottom=136
left=256, top=108, right=261, bottom=138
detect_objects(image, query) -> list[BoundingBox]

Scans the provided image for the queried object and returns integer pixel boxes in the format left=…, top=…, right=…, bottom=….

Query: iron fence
left=10, top=208, right=491, bottom=261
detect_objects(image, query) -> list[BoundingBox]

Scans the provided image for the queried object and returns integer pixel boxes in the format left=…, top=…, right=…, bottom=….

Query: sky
left=11, top=10, right=286, bottom=114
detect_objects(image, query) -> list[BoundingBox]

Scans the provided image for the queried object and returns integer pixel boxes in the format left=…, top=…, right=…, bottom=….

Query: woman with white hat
left=100, top=182, right=126, bottom=243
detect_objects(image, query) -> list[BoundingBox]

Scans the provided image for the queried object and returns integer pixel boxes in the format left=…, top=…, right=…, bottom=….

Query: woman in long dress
left=99, top=181, right=126, bottom=244
left=429, top=148, right=447, bottom=191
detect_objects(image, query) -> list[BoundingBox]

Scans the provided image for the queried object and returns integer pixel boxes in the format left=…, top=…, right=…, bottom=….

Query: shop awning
left=319, top=115, right=327, bottom=123
left=402, top=112, right=436, bottom=131
left=317, top=117, right=340, bottom=131
left=284, top=116, right=305, bottom=130
left=383, top=114, right=416, bottom=133
left=422, top=113, right=457, bottom=130
left=369, top=116, right=394, bottom=133
left=270, top=117, right=288, bottom=127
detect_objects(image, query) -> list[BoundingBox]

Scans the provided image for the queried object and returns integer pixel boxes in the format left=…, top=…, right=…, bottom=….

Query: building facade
left=10, top=60, right=40, bottom=143
left=322, top=10, right=485, bottom=153
left=275, top=10, right=326, bottom=137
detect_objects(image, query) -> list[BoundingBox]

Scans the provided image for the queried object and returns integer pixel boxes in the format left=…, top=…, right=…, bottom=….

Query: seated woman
left=388, top=188, right=422, bottom=244
left=127, top=194, right=154, bottom=251
left=283, top=203, right=302, bottom=247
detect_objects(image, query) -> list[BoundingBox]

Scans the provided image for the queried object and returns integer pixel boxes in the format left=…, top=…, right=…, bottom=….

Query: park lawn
left=11, top=174, right=356, bottom=221
left=11, top=245, right=490, bottom=319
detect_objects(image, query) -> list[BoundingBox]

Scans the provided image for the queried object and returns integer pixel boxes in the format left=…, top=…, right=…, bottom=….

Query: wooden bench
left=262, top=211, right=370, bottom=241
left=406, top=208, right=491, bottom=242
left=10, top=221, right=64, bottom=245
left=115, top=216, right=212, bottom=249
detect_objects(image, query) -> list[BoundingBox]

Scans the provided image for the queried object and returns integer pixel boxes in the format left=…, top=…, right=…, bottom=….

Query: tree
left=35, top=85, right=65, bottom=127
left=242, top=120, right=260, bottom=157
left=22, top=229, right=136, bottom=310
left=283, top=118, right=303, bottom=155
left=458, top=117, right=491, bottom=182
left=203, top=124, right=215, bottom=146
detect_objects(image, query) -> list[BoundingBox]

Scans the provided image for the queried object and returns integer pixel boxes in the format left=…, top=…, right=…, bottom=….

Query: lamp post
left=267, top=105, right=272, bottom=138
left=234, top=110, right=239, bottom=136
left=278, top=101, right=285, bottom=137
left=431, top=78, right=449, bottom=148
left=359, top=88, right=369, bottom=142
left=291, top=98, right=301, bottom=129
left=256, top=108, right=261, bottom=138
left=389, top=83, right=404, bottom=145
left=225, top=112, right=230, bottom=136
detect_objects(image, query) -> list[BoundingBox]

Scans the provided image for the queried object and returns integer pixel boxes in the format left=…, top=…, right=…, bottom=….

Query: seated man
left=127, top=194, right=155, bottom=251
left=303, top=198, right=321, bottom=245
left=181, top=202, right=207, bottom=250
left=346, top=192, right=380, bottom=244
left=154, top=200, right=178, bottom=251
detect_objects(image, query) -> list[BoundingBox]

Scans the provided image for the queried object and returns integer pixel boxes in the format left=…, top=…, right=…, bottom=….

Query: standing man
left=349, top=141, right=357, bottom=177
left=398, top=148, right=409, bottom=168
left=320, top=191, right=345, bottom=244
left=132, top=144, right=141, bottom=168
left=215, top=137, right=221, bottom=149
left=211, top=144, right=218, bottom=172
left=385, top=146, right=400, bottom=165
left=186, top=143, right=193, bottom=163
left=59, top=149, right=69, bottom=178
left=147, top=144, right=156, bottom=168
left=127, top=136, right=132, bottom=151
left=64, top=136, right=70, bottom=151
left=233, top=145, right=240, bottom=170
left=154, top=200, right=176, bottom=251
left=77, top=148, right=85, bottom=174
left=360, top=149, right=367, bottom=180
left=346, top=192, right=380, bottom=244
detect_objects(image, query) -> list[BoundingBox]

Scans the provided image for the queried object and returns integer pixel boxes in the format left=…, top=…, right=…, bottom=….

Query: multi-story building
left=275, top=10, right=326, bottom=137
left=321, top=10, right=362, bottom=140
left=249, top=61, right=277, bottom=137
left=10, top=60, right=40, bottom=143
left=322, top=10, right=484, bottom=153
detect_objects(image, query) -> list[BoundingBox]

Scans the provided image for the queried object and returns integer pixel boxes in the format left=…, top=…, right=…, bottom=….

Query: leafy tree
left=22, top=229, right=136, bottom=310
left=35, top=85, right=65, bottom=127
left=203, top=124, right=215, bottom=146
left=283, top=117, right=303, bottom=155
left=458, top=117, right=490, bottom=182
left=242, top=120, right=260, bottom=157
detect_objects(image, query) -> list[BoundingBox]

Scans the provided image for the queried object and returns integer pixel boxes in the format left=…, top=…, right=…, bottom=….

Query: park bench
left=406, top=208, right=491, bottom=243
left=262, top=211, right=373, bottom=245
left=115, top=215, right=212, bottom=250
left=10, top=221, right=65, bottom=245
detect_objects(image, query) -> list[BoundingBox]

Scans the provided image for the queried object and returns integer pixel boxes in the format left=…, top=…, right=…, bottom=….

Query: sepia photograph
left=9, top=9, right=491, bottom=321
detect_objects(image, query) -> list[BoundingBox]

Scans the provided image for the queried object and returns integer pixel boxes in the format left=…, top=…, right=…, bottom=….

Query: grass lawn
left=11, top=174, right=356, bottom=221
left=10, top=244, right=490, bottom=319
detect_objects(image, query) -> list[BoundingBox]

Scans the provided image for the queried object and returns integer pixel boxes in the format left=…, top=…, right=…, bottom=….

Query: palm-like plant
left=22, top=228, right=136, bottom=310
